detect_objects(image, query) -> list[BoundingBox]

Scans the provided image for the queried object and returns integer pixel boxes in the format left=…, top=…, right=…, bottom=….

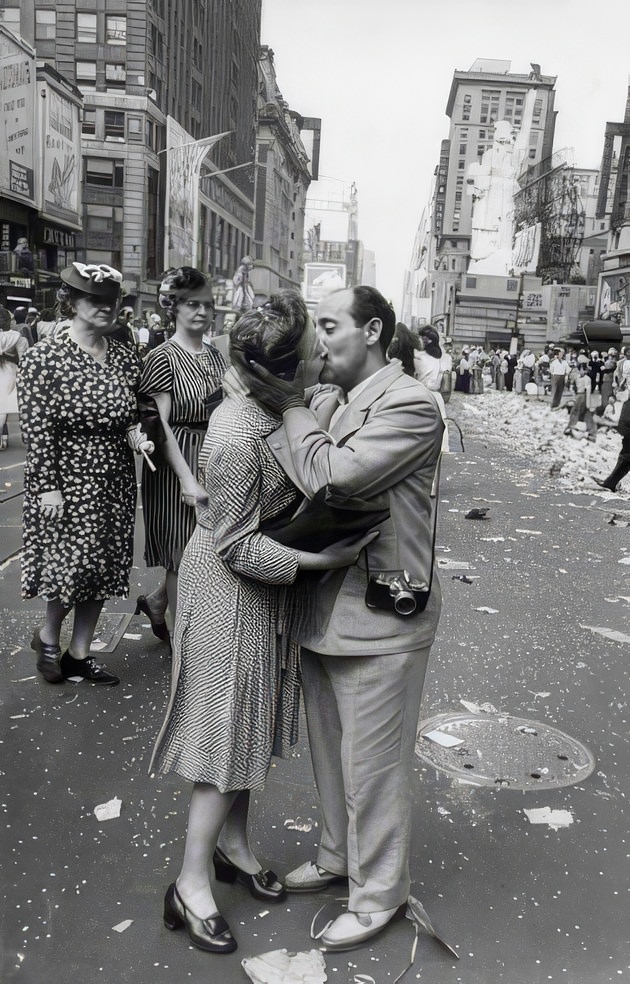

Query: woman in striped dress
left=137, top=268, right=226, bottom=640
left=150, top=291, right=377, bottom=954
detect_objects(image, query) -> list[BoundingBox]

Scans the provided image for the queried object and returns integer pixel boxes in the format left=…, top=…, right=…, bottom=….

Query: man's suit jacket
left=265, top=361, right=444, bottom=654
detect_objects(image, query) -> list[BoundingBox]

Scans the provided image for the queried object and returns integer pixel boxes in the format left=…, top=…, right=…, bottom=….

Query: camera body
left=365, top=570, right=430, bottom=617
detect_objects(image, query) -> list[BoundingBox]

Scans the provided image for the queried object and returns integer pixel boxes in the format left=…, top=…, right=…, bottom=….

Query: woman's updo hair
left=387, top=322, right=420, bottom=377
left=56, top=284, right=78, bottom=318
left=419, top=325, right=442, bottom=359
left=229, top=289, right=309, bottom=379
left=158, top=267, right=210, bottom=321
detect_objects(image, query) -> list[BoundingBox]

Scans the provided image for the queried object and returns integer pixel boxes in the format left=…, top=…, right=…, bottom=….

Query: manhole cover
left=416, top=713, right=596, bottom=790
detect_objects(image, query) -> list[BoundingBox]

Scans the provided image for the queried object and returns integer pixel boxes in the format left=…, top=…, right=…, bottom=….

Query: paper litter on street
left=93, top=796, right=122, bottom=821
left=422, top=729, right=465, bottom=748
left=241, top=948, right=327, bottom=984
left=112, top=920, right=133, bottom=933
left=524, top=807, right=574, bottom=830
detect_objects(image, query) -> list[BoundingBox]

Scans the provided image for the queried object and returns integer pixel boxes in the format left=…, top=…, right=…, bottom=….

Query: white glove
left=126, top=423, right=155, bottom=456
left=39, top=490, right=64, bottom=518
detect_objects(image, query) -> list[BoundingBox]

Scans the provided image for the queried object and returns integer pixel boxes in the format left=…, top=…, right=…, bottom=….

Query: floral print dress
left=17, top=333, right=141, bottom=606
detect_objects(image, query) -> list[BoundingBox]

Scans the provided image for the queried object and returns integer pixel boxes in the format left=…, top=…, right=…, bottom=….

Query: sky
left=261, top=0, right=630, bottom=309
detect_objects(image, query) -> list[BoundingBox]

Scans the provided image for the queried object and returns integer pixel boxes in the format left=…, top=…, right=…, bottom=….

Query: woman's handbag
left=137, top=393, right=168, bottom=452
left=439, top=368, right=453, bottom=403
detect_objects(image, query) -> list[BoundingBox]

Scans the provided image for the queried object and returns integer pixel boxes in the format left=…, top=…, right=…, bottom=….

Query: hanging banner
left=0, top=27, right=36, bottom=206
left=164, top=117, right=231, bottom=269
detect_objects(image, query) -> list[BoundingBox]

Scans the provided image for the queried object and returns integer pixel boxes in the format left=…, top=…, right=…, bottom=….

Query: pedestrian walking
left=592, top=394, right=630, bottom=493
left=17, top=262, right=154, bottom=686
left=549, top=349, right=569, bottom=408
left=0, top=319, right=29, bottom=449
left=455, top=348, right=471, bottom=392
left=136, top=267, right=226, bottom=642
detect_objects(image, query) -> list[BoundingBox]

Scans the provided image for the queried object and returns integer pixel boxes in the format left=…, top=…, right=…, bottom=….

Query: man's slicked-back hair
left=348, top=286, right=396, bottom=354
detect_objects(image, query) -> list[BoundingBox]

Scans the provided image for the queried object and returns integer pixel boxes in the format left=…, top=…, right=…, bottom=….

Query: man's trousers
left=300, top=646, right=430, bottom=912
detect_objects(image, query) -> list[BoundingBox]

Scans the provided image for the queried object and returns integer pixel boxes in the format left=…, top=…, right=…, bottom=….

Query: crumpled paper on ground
left=241, top=948, right=326, bottom=984
left=93, top=796, right=122, bottom=821
left=524, top=806, right=574, bottom=830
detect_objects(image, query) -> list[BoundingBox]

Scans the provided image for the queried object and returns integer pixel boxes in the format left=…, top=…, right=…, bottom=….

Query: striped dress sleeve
left=139, top=346, right=174, bottom=395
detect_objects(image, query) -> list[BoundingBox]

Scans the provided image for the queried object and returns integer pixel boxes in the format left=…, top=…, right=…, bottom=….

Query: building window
left=85, top=158, right=124, bottom=187
left=0, top=9, right=20, bottom=33
left=458, top=160, right=465, bottom=170
left=463, top=94, right=471, bottom=103
left=35, top=9, right=56, bottom=40
left=459, top=143, right=467, bottom=155
left=462, top=112, right=470, bottom=121
left=105, top=63, right=126, bottom=91
left=85, top=204, right=123, bottom=232
left=106, top=15, right=126, bottom=45
left=104, top=110, right=124, bottom=139
left=480, top=89, right=500, bottom=125
left=504, top=92, right=523, bottom=126
left=128, top=117, right=143, bottom=141
left=533, top=98, right=543, bottom=124
left=82, top=108, right=96, bottom=136
left=76, top=61, right=97, bottom=92
left=77, top=12, right=97, bottom=43
left=506, top=279, right=518, bottom=291
left=466, top=277, right=477, bottom=288
left=455, top=192, right=462, bottom=202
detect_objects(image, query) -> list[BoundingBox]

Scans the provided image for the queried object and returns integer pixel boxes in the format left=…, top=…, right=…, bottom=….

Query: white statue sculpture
left=466, top=90, right=537, bottom=276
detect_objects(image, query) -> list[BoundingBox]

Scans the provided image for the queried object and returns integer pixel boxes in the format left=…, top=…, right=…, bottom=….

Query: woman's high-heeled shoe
left=163, top=882, right=237, bottom=953
left=213, top=846, right=287, bottom=902
left=134, top=595, right=170, bottom=643
left=31, top=630, right=64, bottom=684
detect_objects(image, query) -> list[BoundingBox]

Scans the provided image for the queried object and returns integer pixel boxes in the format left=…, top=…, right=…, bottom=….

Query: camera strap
left=364, top=452, right=442, bottom=595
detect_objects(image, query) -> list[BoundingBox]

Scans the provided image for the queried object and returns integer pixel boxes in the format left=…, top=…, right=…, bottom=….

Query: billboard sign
left=0, top=27, right=36, bottom=206
left=303, top=262, right=347, bottom=303
left=511, top=223, right=541, bottom=274
left=40, top=80, right=82, bottom=227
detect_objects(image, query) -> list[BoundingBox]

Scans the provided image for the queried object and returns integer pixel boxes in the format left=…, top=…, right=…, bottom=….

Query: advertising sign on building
left=511, top=223, right=542, bottom=274
left=40, top=80, right=82, bottom=228
left=303, top=262, right=347, bottom=303
left=0, top=27, right=36, bottom=207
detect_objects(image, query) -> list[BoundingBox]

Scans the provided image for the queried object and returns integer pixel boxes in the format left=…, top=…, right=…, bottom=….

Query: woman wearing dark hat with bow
left=17, top=262, right=154, bottom=686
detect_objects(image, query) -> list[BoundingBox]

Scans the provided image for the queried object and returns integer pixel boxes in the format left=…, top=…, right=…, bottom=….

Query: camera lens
left=394, top=591, right=417, bottom=615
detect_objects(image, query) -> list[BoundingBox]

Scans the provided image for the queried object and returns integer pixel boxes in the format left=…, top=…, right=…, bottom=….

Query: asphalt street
left=1, top=395, right=629, bottom=984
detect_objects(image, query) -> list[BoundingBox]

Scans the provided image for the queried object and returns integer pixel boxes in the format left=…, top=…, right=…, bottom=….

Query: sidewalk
left=1, top=407, right=629, bottom=984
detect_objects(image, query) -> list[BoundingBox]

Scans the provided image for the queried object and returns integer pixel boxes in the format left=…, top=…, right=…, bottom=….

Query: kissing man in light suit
left=246, top=285, right=444, bottom=951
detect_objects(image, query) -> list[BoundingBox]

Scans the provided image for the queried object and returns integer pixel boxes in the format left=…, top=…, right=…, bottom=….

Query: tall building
left=0, top=0, right=262, bottom=311
left=251, top=46, right=318, bottom=301
left=407, top=59, right=558, bottom=345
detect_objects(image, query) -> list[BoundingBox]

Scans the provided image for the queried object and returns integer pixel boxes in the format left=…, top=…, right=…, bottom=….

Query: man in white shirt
left=549, top=348, right=569, bottom=409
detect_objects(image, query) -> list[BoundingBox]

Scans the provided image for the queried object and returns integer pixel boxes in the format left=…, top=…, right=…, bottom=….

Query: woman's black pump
left=213, top=846, right=287, bottom=902
left=163, top=882, right=237, bottom=953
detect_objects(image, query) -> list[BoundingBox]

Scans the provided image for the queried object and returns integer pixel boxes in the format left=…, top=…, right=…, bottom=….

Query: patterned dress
left=17, top=334, right=141, bottom=606
left=139, top=339, right=226, bottom=571
left=150, top=397, right=303, bottom=791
